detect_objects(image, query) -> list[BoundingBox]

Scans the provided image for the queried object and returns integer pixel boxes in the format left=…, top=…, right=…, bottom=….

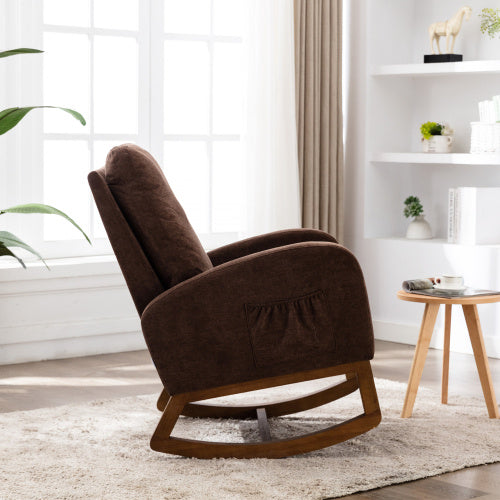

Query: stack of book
left=470, top=122, right=500, bottom=153
left=470, top=95, right=500, bottom=153
left=448, top=187, right=500, bottom=244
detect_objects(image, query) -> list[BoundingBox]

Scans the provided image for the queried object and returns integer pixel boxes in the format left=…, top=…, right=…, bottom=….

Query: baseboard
left=373, top=320, right=500, bottom=359
left=0, top=330, right=145, bottom=365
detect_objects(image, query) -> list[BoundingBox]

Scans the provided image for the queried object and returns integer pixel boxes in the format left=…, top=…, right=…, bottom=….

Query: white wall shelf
left=355, top=0, right=500, bottom=358
left=368, top=236, right=500, bottom=248
left=369, top=236, right=448, bottom=245
left=370, top=152, right=500, bottom=165
left=371, top=60, right=500, bottom=77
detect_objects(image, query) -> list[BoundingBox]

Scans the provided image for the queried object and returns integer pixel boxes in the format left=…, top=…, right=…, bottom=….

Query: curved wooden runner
left=150, top=361, right=381, bottom=459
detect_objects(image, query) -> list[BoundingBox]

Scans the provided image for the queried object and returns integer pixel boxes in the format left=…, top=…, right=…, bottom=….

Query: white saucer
left=434, top=284, right=466, bottom=291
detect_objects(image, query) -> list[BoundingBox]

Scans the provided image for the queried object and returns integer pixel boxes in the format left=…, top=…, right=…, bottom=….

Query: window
left=161, top=0, right=245, bottom=249
left=6, top=0, right=245, bottom=259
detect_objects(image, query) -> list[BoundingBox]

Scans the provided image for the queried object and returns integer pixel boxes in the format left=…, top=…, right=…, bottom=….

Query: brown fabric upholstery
left=142, top=242, right=374, bottom=395
left=88, top=168, right=164, bottom=314
left=104, top=144, right=212, bottom=290
left=89, top=144, right=375, bottom=397
left=208, top=228, right=337, bottom=266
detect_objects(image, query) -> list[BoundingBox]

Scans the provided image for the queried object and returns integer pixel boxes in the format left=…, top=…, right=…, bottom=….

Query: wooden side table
left=397, top=290, right=500, bottom=419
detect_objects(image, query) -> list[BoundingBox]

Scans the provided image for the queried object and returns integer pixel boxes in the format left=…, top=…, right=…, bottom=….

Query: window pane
left=164, top=141, right=209, bottom=233
left=44, top=0, right=90, bottom=27
left=43, top=33, right=90, bottom=134
left=164, top=0, right=210, bottom=35
left=212, top=141, right=242, bottom=232
left=94, top=36, right=138, bottom=134
left=213, top=0, right=245, bottom=36
left=94, top=0, right=138, bottom=31
left=213, top=42, right=243, bottom=134
left=44, top=141, right=90, bottom=241
left=164, top=41, right=209, bottom=134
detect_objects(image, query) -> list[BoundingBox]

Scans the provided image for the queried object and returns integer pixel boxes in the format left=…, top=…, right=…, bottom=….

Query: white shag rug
left=1, top=377, right=500, bottom=500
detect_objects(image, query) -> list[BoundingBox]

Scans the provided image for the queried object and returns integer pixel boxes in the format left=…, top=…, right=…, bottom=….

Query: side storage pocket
left=245, top=290, right=333, bottom=368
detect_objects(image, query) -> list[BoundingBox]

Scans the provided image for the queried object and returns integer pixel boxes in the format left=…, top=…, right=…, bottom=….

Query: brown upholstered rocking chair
left=88, top=144, right=381, bottom=459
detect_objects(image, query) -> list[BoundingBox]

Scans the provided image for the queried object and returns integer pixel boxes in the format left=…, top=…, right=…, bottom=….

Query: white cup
left=436, top=275, right=464, bottom=289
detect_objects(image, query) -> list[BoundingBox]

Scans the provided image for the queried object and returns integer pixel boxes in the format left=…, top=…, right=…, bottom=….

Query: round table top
left=397, top=290, right=500, bottom=305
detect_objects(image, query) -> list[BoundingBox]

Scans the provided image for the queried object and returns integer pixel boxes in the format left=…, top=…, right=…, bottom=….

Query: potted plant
left=479, top=8, right=500, bottom=38
left=420, top=121, right=454, bottom=153
left=0, top=48, right=90, bottom=268
left=404, top=196, right=432, bottom=239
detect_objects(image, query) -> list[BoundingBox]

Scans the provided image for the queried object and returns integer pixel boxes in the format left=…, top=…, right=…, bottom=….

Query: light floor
left=1, top=340, right=499, bottom=499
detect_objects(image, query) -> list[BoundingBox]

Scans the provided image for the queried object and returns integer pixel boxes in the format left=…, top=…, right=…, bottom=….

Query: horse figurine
left=429, top=6, right=472, bottom=54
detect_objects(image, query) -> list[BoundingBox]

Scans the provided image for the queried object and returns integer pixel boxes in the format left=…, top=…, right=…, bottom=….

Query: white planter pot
left=421, top=135, right=453, bottom=153
left=406, top=215, right=432, bottom=239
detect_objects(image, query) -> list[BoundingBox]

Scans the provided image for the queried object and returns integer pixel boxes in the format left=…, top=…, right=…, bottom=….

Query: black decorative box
left=424, top=54, right=463, bottom=63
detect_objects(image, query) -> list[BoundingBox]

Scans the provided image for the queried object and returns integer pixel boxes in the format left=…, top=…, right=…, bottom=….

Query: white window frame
left=3, top=0, right=244, bottom=261
left=151, top=0, right=243, bottom=250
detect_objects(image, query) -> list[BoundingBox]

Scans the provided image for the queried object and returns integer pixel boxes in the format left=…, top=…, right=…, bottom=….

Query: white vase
left=421, top=135, right=453, bottom=153
left=406, top=215, right=432, bottom=239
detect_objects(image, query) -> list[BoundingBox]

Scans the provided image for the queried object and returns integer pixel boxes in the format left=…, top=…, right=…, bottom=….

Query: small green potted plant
left=420, top=121, right=454, bottom=153
left=404, top=196, right=432, bottom=239
left=479, top=8, right=500, bottom=38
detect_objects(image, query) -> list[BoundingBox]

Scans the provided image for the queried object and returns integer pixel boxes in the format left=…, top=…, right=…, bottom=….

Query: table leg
left=462, top=304, right=500, bottom=419
left=442, top=304, right=452, bottom=404
left=402, top=302, right=440, bottom=418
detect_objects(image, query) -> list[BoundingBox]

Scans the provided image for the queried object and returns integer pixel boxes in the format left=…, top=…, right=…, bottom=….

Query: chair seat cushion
left=105, top=144, right=212, bottom=290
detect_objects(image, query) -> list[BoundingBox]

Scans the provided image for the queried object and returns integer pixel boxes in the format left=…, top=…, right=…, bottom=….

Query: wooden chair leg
left=462, top=304, right=500, bottom=419
left=149, top=361, right=381, bottom=459
left=157, top=388, right=169, bottom=411
left=402, top=303, right=440, bottom=418
left=150, top=394, right=187, bottom=451
left=442, top=304, right=452, bottom=404
left=357, top=360, right=380, bottom=416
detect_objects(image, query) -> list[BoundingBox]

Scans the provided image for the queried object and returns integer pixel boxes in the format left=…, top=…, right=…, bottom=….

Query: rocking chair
left=88, top=144, right=381, bottom=458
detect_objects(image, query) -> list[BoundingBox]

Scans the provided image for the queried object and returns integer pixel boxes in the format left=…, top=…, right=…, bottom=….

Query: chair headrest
left=104, top=144, right=212, bottom=290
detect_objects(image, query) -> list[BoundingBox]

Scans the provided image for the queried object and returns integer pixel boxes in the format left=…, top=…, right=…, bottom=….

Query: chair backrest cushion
left=104, top=144, right=213, bottom=290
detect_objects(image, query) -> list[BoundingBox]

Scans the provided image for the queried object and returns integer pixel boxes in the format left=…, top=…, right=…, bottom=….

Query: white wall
left=345, top=0, right=500, bottom=358
left=0, top=258, right=143, bottom=365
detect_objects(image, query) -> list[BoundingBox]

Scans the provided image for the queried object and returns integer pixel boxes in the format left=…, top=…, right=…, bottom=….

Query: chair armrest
left=141, top=241, right=373, bottom=395
left=207, top=229, right=337, bottom=267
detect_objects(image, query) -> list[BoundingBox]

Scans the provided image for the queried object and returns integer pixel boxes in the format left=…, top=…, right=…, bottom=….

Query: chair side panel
left=88, top=168, right=164, bottom=315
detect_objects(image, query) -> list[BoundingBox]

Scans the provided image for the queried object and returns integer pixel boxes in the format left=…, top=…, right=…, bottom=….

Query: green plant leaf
left=480, top=8, right=500, bottom=38
left=0, top=203, right=91, bottom=244
left=420, top=121, right=442, bottom=140
left=0, top=48, right=43, bottom=59
left=403, top=195, right=424, bottom=218
left=0, top=106, right=86, bottom=135
left=0, top=230, right=48, bottom=268
left=0, top=242, right=26, bottom=268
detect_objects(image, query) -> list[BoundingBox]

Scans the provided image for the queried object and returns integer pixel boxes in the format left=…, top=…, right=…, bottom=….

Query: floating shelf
left=371, top=60, right=500, bottom=77
left=369, top=237, right=448, bottom=245
left=368, top=237, right=500, bottom=248
left=370, top=152, right=500, bottom=165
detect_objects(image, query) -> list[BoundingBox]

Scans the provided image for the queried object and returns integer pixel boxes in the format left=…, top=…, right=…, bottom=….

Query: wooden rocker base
left=150, top=361, right=381, bottom=459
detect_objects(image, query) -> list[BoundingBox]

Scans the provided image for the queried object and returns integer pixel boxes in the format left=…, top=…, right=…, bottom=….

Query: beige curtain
left=293, top=0, right=343, bottom=241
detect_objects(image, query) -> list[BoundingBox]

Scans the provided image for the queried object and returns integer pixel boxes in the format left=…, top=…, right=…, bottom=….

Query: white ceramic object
left=406, top=215, right=432, bottom=239
left=428, top=6, right=472, bottom=54
left=435, top=275, right=464, bottom=289
left=434, top=284, right=466, bottom=291
left=422, top=135, right=453, bottom=153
